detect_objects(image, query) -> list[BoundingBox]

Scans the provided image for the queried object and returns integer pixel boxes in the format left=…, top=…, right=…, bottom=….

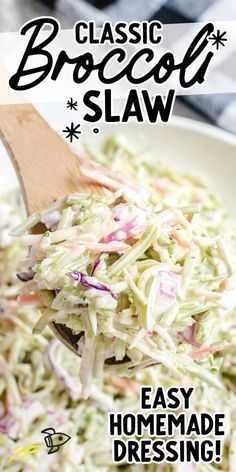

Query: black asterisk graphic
left=62, top=123, right=82, bottom=142
left=208, top=29, right=227, bottom=50
left=67, top=98, right=78, bottom=111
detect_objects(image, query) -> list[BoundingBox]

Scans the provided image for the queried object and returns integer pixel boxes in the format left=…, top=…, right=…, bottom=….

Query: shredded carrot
left=187, top=214, right=194, bottom=223
left=64, top=241, right=129, bottom=253
left=110, top=376, right=140, bottom=393
left=219, top=278, right=236, bottom=291
left=2, top=319, right=15, bottom=330
left=156, top=177, right=174, bottom=194
left=189, top=342, right=234, bottom=360
left=155, top=187, right=166, bottom=196
left=64, top=243, right=79, bottom=249
left=171, top=231, right=192, bottom=248
left=80, top=167, right=122, bottom=192
left=17, top=295, right=41, bottom=306
left=220, top=278, right=230, bottom=290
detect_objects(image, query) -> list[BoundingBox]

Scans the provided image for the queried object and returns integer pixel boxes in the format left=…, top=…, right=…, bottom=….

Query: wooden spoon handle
left=0, top=104, right=88, bottom=214
left=0, top=103, right=107, bottom=358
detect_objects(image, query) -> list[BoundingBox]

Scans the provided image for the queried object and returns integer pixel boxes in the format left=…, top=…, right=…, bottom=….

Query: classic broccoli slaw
left=13, top=136, right=236, bottom=398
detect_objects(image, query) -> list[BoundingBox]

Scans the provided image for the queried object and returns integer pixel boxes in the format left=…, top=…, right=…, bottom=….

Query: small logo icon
left=41, top=428, right=71, bottom=454
left=8, top=444, right=41, bottom=462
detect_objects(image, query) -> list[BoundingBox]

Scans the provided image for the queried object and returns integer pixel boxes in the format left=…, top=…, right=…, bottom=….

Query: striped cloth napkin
left=46, top=0, right=236, bottom=133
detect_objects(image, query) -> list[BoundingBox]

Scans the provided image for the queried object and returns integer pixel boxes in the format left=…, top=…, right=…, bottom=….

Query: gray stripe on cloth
left=104, top=0, right=167, bottom=21
left=217, top=99, right=236, bottom=133
left=167, top=0, right=217, bottom=20
left=185, top=93, right=235, bottom=123
left=57, top=0, right=108, bottom=23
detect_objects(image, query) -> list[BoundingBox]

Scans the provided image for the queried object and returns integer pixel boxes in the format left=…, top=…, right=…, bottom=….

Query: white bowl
left=1, top=115, right=236, bottom=218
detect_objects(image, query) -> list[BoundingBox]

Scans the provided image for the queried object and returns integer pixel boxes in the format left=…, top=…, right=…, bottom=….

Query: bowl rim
left=161, top=115, right=236, bottom=147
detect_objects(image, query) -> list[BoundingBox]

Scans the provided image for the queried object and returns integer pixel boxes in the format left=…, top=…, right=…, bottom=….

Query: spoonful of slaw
left=0, top=104, right=233, bottom=397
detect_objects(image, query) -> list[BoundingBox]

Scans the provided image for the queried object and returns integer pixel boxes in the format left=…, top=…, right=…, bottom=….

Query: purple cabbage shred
left=67, top=270, right=118, bottom=300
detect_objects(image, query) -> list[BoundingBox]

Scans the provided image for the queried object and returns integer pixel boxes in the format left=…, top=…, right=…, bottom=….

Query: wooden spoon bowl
left=0, top=104, right=131, bottom=365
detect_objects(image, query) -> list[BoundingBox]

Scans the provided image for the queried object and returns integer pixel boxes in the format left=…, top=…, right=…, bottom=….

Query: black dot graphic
left=93, top=128, right=100, bottom=134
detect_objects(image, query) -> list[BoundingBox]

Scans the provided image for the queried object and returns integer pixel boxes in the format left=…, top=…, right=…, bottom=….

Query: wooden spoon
left=0, top=103, right=129, bottom=364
